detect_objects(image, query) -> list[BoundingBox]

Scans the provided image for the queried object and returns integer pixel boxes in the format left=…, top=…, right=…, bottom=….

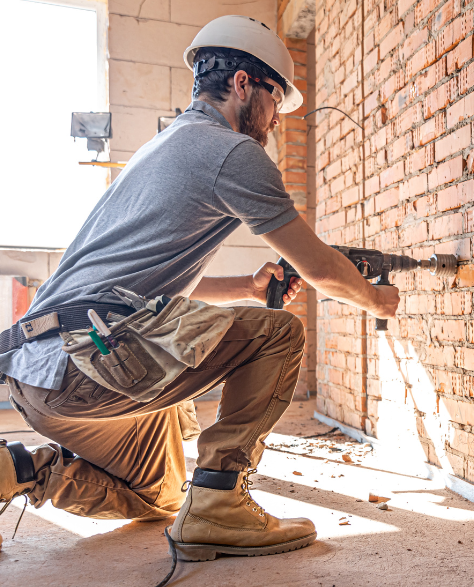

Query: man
left=0, top=15, right=399, bottom=562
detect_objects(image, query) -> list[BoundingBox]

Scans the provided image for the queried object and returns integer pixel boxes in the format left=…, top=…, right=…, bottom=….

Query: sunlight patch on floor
left=11, top=498, right=131, bottom=538
left=252, top=489, right=399, bottom=539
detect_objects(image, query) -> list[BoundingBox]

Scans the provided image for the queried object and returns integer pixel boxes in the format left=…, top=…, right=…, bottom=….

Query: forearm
left=190, top=275, right=255, bottom=305
left=261, top=217, right=379, bottom=313
left=302, top=247, right=379, bottom=311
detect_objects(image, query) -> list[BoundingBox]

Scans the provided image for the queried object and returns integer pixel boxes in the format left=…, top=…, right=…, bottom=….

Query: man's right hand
left=370, top=285, right=400, bottom=319
left=261, top=216, right=403, bottom=317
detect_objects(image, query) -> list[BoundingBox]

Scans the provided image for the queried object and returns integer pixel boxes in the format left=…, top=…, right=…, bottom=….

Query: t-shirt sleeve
left=213, top=139, right=299, bottom=235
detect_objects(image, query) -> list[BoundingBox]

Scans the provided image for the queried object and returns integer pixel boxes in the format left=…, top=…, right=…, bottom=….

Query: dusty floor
left=1, top=396, right=474, bottom=587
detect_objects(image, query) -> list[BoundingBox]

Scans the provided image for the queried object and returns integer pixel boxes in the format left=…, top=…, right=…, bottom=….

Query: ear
left=233, top=70, right=251, bottom=102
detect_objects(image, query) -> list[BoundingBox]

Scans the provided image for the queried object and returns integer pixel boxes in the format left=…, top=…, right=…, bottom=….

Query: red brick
left=428, top=155, right=464, bottom=189
left=465, top=209, right=474, bottom=233
left=415, top=0, right=442, bottom=25
left=437, top=291, right=472, bottom=315
left=455, top=346, right=474, bottom=369
left=406, top=293, right=436, bottom=313
left=381, top=70, right=405, bottom=103
left=424, top=79, right=458, bottom=118
left=405, top=144, right=434, bottom=174
left=431, top=319, right=466, bottom=342
left=342, top=185, right=360, bottom=207
left=400, top=174, right=428, bottom=199
left=443, top=396, right=474, bottom=425
left=435, top=237, right=470, bottom=260
left=365, top=175, right=380, bottom=197
left=399, top=0, right=417, bottom=16
left=390, top=132, right=413, bottom=161
left=430, top=212, right=463, bottom=240
left=447, top=36, right=473, bottom=75
left=328, top=210, right=346, bottom=230
left=436, top=14, right=470, bottom=58
left=326, top=160, right=342, bottom=180
left=389, top=86, right=411, bottom=118
left=381, top=23, right=404, bottom=58
left=381, top=161, right=405, bottom=187
left=400, top=221, right=428, bottom=246
left=317, top=151, right=330, bottom=171
left=364, top=90, right=379, bottom=117
left=455, top=264, right=474, bottom=288
left=331, top=175, right=346, bottom=196
left=415, top=193, right=436, bottom=217
left=447, top=93, right=474, bottom=128
left=365, top=215, right=381, bottom=237
left=459, top=62, right=474, bottom=95
left=364, top=47, right=380, bottom=73
left=437, top=179, right=473, bottom=211
left=406, top=41, right=436, bottom=80
left=413, top=113, right=445, bottom=147
left=375, top=187, right=399, bottom=211
left=426, top=344, right=455, bottom=367
left=400, top=26, right=428, bottom=61
left=398, top=102, right=423, bottom=132
left=430, top=0, right=461, bottom=34
left=435, top=125, right=471, bottom=162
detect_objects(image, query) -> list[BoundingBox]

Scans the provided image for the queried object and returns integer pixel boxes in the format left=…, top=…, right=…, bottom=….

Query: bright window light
left=0, top=0, right=108, bottom=248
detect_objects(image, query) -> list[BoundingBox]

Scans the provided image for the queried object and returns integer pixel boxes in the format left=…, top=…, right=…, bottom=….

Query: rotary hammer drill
left=265, top=246, right=457, bottom=331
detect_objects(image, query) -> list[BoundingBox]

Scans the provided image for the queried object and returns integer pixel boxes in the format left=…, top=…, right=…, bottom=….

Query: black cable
left=155, top=526, right=178, bottom=587
left=303, top=427, right=339, bottom=439
left=302, top=107, right=364, bottom=130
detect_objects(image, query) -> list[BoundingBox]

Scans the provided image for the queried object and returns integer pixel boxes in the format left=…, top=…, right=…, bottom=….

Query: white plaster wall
left=108, top=0, right=280, bottom=284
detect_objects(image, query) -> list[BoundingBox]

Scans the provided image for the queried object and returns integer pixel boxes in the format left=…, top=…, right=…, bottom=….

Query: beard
left=237, top=87, right=275, bottom=147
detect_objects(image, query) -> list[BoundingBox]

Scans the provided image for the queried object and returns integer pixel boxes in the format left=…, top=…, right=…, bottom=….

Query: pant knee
left=274, top=310, right=305, bottom=350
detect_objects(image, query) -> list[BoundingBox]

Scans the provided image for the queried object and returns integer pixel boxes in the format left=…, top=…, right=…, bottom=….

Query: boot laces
left=241, top=468, right=265, bottom=517
left=0, top=494, right=28, bottom=539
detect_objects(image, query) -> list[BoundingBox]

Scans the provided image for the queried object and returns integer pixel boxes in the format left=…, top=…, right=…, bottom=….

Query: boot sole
left=167, top=529, right=317, bottom=562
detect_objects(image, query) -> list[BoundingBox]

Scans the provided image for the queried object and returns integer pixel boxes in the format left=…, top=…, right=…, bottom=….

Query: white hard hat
left=183, top=15, right=303, bottom=114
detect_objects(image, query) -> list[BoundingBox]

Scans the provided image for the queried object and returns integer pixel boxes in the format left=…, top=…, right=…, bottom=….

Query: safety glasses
left=247, top=75, right=284, bottom=112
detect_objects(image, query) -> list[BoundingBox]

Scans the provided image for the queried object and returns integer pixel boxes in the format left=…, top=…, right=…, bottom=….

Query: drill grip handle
left=374, top=269, right=391, bottom=332
left=375, top=318, right=388, bottom=331
left=266, top=258, right=301, bottom=309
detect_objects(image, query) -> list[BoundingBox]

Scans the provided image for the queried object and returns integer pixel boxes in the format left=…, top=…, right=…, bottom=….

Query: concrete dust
left=1, top=401, right=474, bottom=587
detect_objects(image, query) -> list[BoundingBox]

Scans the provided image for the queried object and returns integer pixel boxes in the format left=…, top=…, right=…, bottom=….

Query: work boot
left=0, top=439, right=35, bottom=516
left=169, top=467, right=316, bottom=561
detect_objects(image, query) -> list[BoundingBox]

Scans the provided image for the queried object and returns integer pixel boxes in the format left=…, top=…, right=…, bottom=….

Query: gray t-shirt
left=0, top=100, right=298, bottom=389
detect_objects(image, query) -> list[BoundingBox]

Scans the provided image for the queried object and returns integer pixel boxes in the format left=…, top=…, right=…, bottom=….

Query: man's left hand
left=250, top=262, right=303, bottom=306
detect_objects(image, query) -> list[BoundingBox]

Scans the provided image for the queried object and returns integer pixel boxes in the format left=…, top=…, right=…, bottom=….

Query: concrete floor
left=1, top=397, right=474, bottom=587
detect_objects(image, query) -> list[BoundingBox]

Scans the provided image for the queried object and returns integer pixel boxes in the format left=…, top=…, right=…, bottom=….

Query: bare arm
left=260, top=216, right=399, bottom=318
left=190, top=264, right=302, bottom=306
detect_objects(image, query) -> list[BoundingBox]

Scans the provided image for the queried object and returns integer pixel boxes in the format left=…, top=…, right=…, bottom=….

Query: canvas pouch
left=61, top=296, right=235, bottom=402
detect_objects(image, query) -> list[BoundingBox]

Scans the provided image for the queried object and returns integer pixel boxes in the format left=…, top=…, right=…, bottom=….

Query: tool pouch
left=60, top=296, right=235, bottom=402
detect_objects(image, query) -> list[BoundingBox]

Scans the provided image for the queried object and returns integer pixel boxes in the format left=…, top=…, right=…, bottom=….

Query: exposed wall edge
left=314, top=409, right=474, bottom=502
left=313, top=409, right=381, bottom=446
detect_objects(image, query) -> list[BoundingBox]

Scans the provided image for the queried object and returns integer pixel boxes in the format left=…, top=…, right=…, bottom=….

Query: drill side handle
left=374, top=269, right=391, bottom=332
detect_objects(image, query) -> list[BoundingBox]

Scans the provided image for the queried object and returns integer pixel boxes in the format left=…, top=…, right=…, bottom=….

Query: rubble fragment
left=377, top=502, right=388, bottom=510
left=342, top=454, right=353, bottom=463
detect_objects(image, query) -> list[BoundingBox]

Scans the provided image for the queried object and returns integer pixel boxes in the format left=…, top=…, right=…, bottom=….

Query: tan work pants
left=7, top=307, right=304, bottom=520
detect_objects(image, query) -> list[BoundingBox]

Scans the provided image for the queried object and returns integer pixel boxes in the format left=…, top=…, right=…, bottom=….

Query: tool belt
left=60, top=296, right=235, bottom=402
left=0, top=302, right=137, bottom=354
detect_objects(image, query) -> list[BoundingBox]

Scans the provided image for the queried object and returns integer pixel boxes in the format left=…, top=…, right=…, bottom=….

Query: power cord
left=302, top=106, right=363, bottom=130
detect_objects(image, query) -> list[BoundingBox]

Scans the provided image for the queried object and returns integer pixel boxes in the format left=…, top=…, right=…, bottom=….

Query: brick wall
left=314, top=0, right=474, bottom=482
left=277, top=1, right=316, bottom=394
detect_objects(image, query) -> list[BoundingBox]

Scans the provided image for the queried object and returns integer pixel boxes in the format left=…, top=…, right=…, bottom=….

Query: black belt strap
left=0, top=302, right=135, bottom=354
